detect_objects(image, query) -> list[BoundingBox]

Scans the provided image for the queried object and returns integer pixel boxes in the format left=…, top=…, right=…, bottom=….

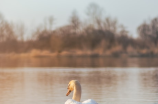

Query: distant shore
left=0, top=49, right=158, bottom=58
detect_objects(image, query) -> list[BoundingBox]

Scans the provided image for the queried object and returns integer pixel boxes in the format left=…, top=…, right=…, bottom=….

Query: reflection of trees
left=136, top=58, right=158, bottom=67
left=1, top=57, right=158, bottom=68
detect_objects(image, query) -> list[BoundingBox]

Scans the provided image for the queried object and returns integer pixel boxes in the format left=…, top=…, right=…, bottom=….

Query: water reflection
left=139, top=69, right=158, bottom=102
left=0, top=57, right=158, bottom=67
left=0, top=68, right=158, bottom=104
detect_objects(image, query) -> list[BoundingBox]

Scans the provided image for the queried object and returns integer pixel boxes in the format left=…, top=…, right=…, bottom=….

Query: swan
left=65, top=80, right=98, bottom=104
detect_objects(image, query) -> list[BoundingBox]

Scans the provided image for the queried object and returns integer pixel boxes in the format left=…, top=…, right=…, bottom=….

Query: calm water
left=0, top=68, right=158, bottom=104
left=0, top=57, right=158, bottom=104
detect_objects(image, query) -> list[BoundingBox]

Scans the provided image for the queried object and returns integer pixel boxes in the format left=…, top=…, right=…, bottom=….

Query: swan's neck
left=72, top=83, right=81, bottom=102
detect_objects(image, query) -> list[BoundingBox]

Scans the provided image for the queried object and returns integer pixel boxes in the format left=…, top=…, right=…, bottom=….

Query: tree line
left=0, top=3, right=158, bottom=57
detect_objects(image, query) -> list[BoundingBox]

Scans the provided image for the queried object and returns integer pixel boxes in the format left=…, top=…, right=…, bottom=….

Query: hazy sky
left=0, top=0, right=158, bottom=37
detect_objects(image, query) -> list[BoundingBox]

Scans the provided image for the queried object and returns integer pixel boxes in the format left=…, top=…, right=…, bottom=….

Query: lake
left=0, top=57, right=158, bottom=104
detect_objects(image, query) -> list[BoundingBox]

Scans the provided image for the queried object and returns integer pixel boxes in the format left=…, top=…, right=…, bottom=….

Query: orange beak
left=66, top=90, right=71, bottom=96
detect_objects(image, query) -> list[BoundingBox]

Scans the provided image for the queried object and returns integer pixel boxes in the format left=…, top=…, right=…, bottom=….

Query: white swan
left=65, top=80, right=98, bottom=104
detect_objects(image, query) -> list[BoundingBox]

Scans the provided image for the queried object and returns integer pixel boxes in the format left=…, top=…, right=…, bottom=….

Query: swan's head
left=66, top=80, right=80, bottom=96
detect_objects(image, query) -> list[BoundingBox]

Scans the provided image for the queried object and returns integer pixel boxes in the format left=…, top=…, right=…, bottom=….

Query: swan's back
left=65, top=99, right=81, bottom=104
left=82, top=99, right=98, bottom=104
left=65, top=99, right=98, bottom=104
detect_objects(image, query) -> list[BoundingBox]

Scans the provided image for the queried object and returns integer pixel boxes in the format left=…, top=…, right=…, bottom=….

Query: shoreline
left=0, top=51, right=158, bottom=58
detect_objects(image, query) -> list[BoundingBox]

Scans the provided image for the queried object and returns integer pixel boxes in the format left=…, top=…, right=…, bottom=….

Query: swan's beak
left=66, top=90, right=71, bottom=96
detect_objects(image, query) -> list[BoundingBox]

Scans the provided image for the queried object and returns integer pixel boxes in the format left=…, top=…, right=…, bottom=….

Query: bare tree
left=0, top=21, right=16, bottom=42
left=13, top=23, right=25, bottom=41
left=44, top=16, right=55, bottom=30
left=103, top=17, right=118, bottom=33
left=0, top=13, right=4, bottom=23
left=69, top=10, right=80, bottom=33
left=138, top=17, right=158, bottom=46
left=48, top=16, right=54, bottom=30
left=86, top=3, right=103, bottom=28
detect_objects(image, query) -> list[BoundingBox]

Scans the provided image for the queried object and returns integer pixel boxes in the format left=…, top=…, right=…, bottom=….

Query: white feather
left=65, top=80, right=98, bottom=104
left=65, top=99, right=98, bottom=104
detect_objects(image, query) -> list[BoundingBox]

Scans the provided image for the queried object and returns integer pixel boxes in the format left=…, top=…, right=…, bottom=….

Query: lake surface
left=0, top=57, right=158, bottom=104
left=0, top=68, right=158, bottom=104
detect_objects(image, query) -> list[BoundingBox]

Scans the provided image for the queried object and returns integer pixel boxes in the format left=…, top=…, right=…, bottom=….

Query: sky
left=0, top=0, right=158, bottom=37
